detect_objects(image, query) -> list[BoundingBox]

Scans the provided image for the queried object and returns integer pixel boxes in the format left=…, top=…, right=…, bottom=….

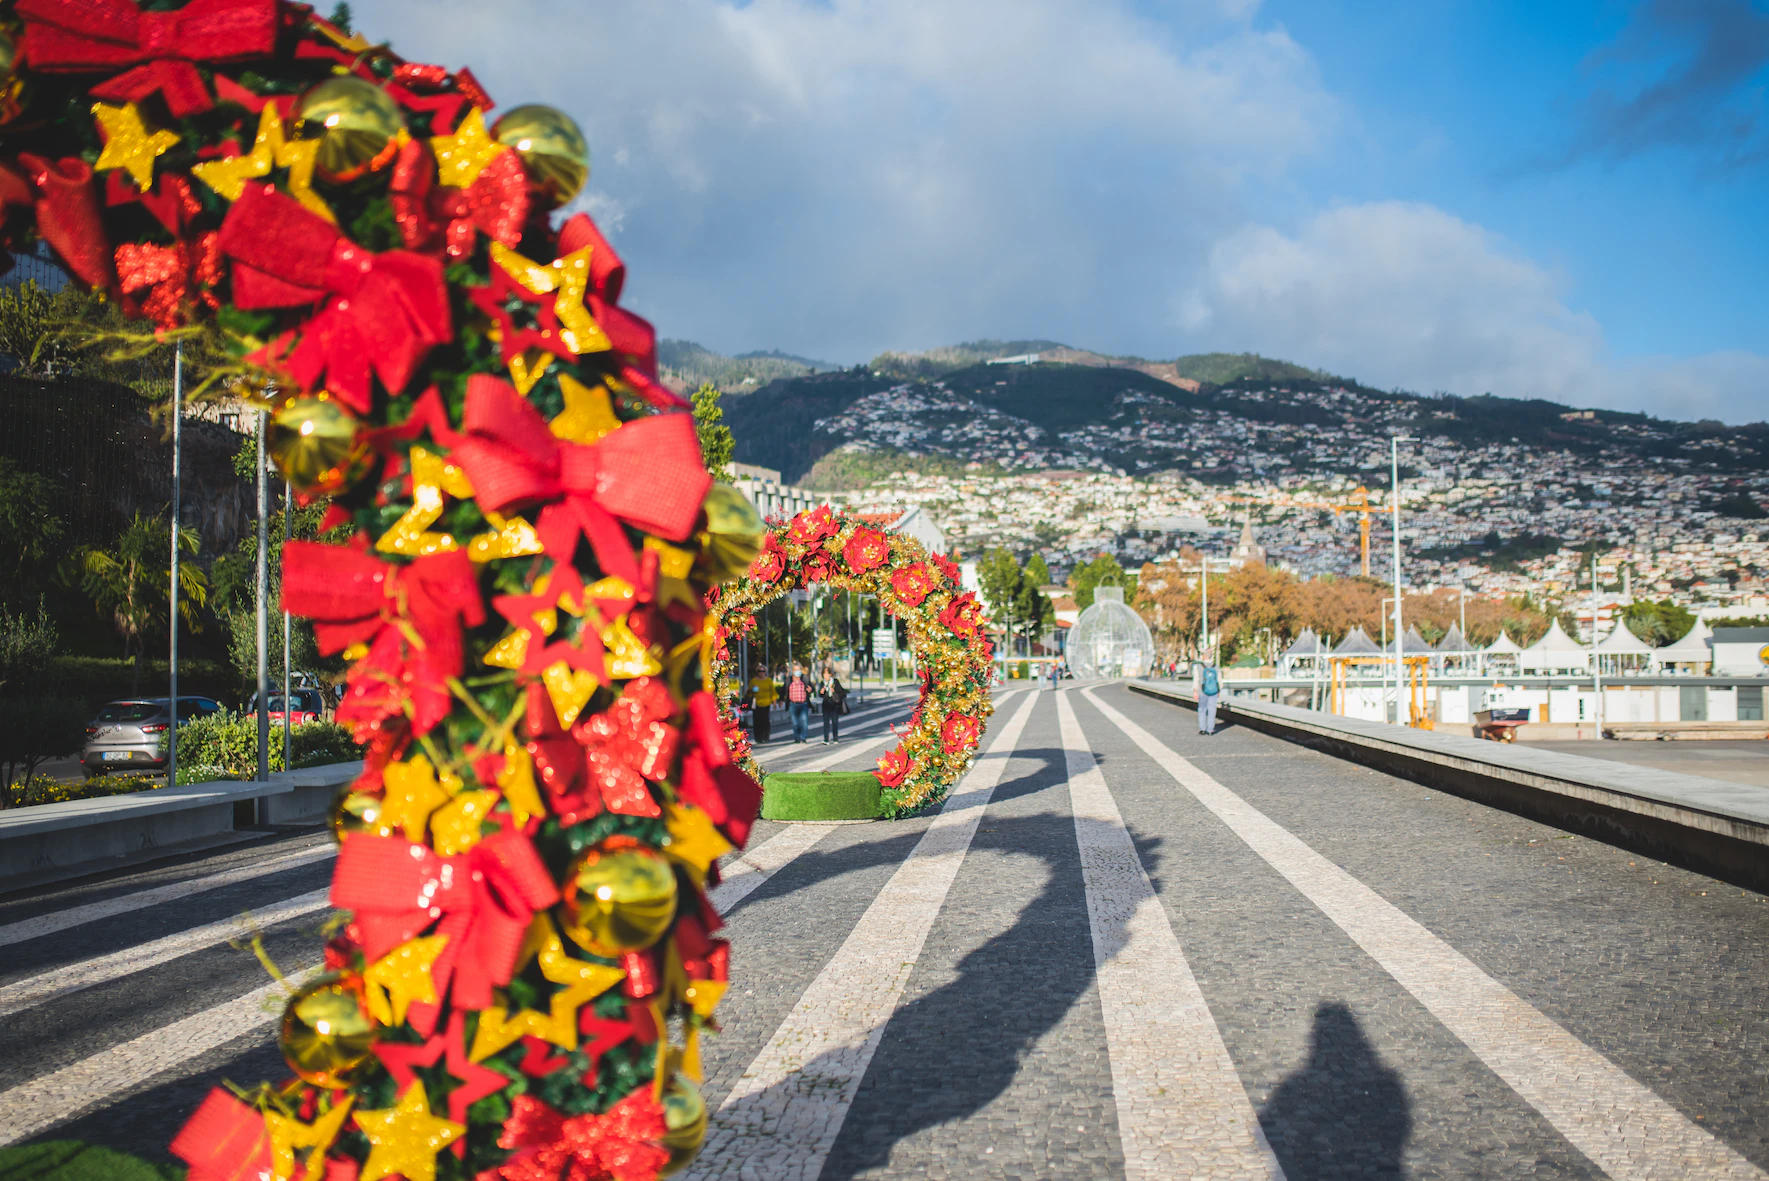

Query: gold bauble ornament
left=699, top=484, right=765, bottom=584
left=657, top=1073, right=708, bottom=1177
left=491, top=104, right=589, bottom=205
left=279, top=975, right=377, bottom=1088
left=267, top=392, right=369, bottom=497
left=297, top=76, right=405, bottom=182
left=561, top=838, right=678, bottom=956
left=329, top=787, right=395, bottom=842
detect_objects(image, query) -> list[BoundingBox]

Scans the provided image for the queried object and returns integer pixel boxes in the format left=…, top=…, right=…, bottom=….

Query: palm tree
left=81, top=514, right=208, bottom=692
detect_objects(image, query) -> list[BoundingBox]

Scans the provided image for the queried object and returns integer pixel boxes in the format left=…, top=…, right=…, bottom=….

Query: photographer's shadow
left=1259, top=1001, right=1411, bottom=1179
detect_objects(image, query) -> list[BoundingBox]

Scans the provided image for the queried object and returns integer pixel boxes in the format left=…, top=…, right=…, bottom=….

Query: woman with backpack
left=1196, top=660, right=1221, bottom=735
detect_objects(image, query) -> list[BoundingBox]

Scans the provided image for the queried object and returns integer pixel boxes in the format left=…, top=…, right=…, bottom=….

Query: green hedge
left=44, top=655, right=236, bottom=711
left=761, top=771, right=882, bottom=821
left=175, top=712, right=355, bottom=778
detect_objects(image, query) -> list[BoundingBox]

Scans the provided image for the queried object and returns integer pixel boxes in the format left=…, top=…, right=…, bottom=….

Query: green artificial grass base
left=761, top=771, right=883, bottom=821
left=0, top=1142, right=182, bottom=1181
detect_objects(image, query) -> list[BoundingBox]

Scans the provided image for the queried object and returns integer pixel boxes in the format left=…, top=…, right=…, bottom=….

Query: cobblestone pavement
left=2, top=682, right=1766, bottom=1180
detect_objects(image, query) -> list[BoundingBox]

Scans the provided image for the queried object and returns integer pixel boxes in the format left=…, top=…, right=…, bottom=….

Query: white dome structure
left=1068, top=586, right=1154, bottom=678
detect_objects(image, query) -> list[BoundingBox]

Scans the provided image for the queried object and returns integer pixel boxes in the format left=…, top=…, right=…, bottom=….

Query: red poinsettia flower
left=876, top=745, right=914, bottom=788
left=843, top=527, right=890, bottom=574
left=938, top=591, right=987, bottom=637
left=942, top=713, right=982, bottom=754
left=787, top=505, right=839, bottom=545
left=930, top=551, right=960, bottom=585
left=803, top=549, right=835, bottom=584
left=890, top=562, right=934, bottom=607
left=749, top=545, right=785, bottom=584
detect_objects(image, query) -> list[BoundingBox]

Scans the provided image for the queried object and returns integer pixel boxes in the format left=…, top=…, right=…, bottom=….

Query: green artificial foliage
left=762, top=771, right=884, bottom=820
left=0, top=1141, right=183, bottom=1181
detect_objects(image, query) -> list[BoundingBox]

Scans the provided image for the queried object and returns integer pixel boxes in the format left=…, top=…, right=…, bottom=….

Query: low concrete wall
left=1129, top=681, right=1769, bottom=893
left=0, top=761, right=359, bottom=891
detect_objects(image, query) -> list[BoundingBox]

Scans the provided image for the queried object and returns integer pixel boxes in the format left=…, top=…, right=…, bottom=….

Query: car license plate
left=102, top=751, right=131, bottom=761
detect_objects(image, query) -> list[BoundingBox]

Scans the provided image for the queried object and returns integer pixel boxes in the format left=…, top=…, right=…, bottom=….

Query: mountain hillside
left=657, top=339, right=836, bottom=393
left=722, top=357, right=1768, bottom=486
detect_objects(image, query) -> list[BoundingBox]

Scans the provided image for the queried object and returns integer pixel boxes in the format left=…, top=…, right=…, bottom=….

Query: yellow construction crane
left=1226, top=486, right=1376, bottom=577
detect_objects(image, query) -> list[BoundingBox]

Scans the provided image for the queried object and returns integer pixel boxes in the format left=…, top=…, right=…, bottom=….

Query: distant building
left=1229, top=514, right=1267, bottom=568
left=729, top=463, right=822, bottom=521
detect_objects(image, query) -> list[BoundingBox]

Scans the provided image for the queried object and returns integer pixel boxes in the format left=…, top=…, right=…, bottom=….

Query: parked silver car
left=82, top=696, right=223, bottom=778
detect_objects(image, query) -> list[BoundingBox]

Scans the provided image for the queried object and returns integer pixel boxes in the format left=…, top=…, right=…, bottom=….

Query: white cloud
left=1185, top=201, right=1769, bottom=423
left=351, top=0, right=1337, bottom=358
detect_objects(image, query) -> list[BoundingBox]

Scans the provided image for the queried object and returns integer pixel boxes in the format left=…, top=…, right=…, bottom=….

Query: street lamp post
left=1390, top=436, right=1415, bottom=726
left=167, top=342, right=182, bottom=788
left=255, top=408, right=270, bottom=784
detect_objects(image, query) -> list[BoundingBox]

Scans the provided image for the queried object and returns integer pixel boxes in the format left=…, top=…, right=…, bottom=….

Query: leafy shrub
left=176, top=712, right=355, bottom=777
left=0, top=696, right=89, bottom=805
left=7, top=772, right=163, bottom=807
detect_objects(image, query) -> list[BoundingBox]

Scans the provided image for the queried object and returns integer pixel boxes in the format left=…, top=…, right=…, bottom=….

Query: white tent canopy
left=1653, top=618, right=1713, bottom=671
left=1595, top=623, right=1653, bottom=655
left=1483, top=629, right=1523, bottom=655
left=1518, top=619, right=1590, bottom=672
left=1334, top=628, right=1383, bottom=657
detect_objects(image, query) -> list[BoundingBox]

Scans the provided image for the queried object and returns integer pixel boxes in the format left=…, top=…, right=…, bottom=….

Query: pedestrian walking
left=1196, top=660, right=1221, bottom=735
left=748, top=668, right=778, bottom=742
left=818, top=666, right=847, bottom=744
left=786, top=663, right=812, bottom=744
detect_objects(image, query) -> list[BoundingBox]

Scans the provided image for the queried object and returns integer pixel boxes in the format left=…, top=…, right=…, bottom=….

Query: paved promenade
left=1, top=683, right=1765, bottom=1178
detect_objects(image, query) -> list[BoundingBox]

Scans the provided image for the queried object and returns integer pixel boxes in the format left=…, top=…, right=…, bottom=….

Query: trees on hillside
left=1134, top=559, right=1560, bottom=665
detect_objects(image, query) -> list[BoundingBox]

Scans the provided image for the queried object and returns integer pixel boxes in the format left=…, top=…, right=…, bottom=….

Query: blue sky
left=357, top=0, right=1769, bottom=422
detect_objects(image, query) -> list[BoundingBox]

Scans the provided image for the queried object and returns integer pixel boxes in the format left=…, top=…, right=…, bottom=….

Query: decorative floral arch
left=709, top=505, right=995, bottom=815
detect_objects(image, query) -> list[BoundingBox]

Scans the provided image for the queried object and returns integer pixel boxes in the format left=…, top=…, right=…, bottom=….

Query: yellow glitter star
left=429, top=789, right=497, bottom=856
left=495, top=741, right=548, bottom=827
left=466, top=511, right=545, bottom=563
left=505, top=347, right=555, bottom=395
left=603, top=616, right=663, bottom=679
left=469, top=916, right=625, bottom=1060
left=190, top=103, right=334, bottom=222
left=550, top=374, right=622, bottom=444
left=542, top=660, right=599, bottom=728
left=377, top=446, right=472, bottom=557
left=264, top=1095, right=354, bottom=1181
left=362, top=934, right=450, bottom=1026
left=378, top=754, right=458, bottom=843
left=430, top=107, right=505, bottom=188
left=355, top=1081, right=463, bottom=1181
left=489, top=242, right=611, bottom=357
left=92, top=102, right=179, bottom=192
left=661, top=802, right=733, bottom=891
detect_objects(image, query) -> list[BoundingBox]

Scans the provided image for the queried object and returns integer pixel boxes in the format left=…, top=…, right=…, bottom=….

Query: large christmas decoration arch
left=0, top=7, right=763, bottom=1180
left=709, top=506, right=995, bottom=816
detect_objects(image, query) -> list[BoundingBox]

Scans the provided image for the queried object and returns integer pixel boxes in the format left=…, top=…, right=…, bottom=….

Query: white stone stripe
left=0, top=842, right=336, bottom=948
left=0, top=969, right=316, bottom=1146
left=1082, top=687, right=1766, bottom=1181
left=688, top=690, right=1039, bottom=1181
left=1055, top=690, right=1283, bottom=1181
left=709, top=826, right=832, bottom=914
left=0, top=889, right=330, bottom=1019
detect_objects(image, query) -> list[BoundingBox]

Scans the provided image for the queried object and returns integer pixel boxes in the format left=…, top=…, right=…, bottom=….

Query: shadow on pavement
left=1259, top=1000, right=1411, bottom=1179
left=709, top=743, right=1167, bottom=1179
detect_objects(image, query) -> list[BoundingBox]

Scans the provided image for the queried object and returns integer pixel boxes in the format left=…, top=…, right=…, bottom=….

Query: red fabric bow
left=889, top=562, right=934, bottom=607
left=281, top=542, right=484, bottom=736
left=19, top=0, right=279, bottom=117
left=170, top=1088, right=272, bottom=1181
left=491, top=1092, right=670, bottom=1181
left=449, top=374, right=711, bottom=558
left=876, top=746, right=912, bottom=789
left=389, top=138, right=528, bottom=259
left=938, top=591, right=987, bottom=638
left=218, top=182, right=451, bottom=412
left=7, top=154, right=114, bottom=290
left=331, top=830, right=560, bottom=1018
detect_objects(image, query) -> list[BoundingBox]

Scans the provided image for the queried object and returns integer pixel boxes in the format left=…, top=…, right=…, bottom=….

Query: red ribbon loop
left=449, top=374, right=712, bottom=554
left=331, top=830, right=560, bottom=1011
left=492, top=1092, right=669, bottom=1181
left=19, top=0, right=279, bottom=117
left=14, top=154, right=114, bottom=290
left=219, top=182, right=452, bottom=411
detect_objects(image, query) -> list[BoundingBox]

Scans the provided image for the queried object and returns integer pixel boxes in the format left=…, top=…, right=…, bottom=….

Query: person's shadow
left=1259, top=1001, right=1411, bottom=1179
